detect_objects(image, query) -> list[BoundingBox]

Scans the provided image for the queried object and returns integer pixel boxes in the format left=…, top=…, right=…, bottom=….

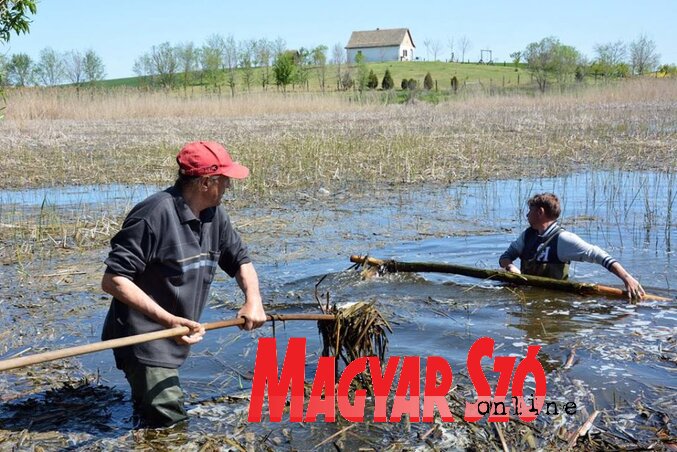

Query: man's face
left=205, top=175, right=231, bottom=206
left=526, top=205, right=542, bottom=227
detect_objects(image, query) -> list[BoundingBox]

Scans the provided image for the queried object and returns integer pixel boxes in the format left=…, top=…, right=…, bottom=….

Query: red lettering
left=337, top=357, right=367, bottom=422
left=248, top=337, right=306, bottom=422
left=422, top=356, right=454, bottom=422
left=464, top=337, right=494, bottom=422
left=368, top=356, right=399, bottom=422
left=390, top=356, right=420, bottom=422
left=305, top=356, right=336, bottom=422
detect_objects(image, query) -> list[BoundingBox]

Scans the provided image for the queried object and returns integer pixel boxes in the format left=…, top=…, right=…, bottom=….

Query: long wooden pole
left=350, top=255, right=671, bottom=302
left=0, top=314, right=334, bottom=373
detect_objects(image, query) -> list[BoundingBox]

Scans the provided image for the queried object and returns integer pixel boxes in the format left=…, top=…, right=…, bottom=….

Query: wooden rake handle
left=0, top=313, right=335, bottom=372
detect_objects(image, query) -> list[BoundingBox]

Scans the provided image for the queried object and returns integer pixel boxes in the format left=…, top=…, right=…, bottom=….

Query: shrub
left=401, top=78, right=408, bottom=90
left=367, top=69, right=378, bottom=89
left=382, top=69, right=394, bottom=90
left=407, top=78, right=417, bottom=90
left=423, top=72, right=433, bottom=90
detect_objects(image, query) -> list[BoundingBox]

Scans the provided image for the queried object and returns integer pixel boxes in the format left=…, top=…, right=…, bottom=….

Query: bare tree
left=593, top=40, right=626, bottom=77
left=629, top=34, right=660, bottom=75
left=332, top=42, right=344, bottom=90
left=223, top=35, right=238, bottom=96
left=35, top=47, right=64, bottom=86
left=150, top=42, right=178, bottom=88
left=63, top=50, right=85, bottom=86
left=447, top=36, right=455, bottom=62
left=239, top=39, right=256, bottom=92
left=423, top=38, right=431, bottom=60
left=256, top=38, right=272, bottom=90
left=430, top=39, right=442, bottom=61
left=459, top=36, right=471, bottom=63
left=272, top=37, right=286, bottom=58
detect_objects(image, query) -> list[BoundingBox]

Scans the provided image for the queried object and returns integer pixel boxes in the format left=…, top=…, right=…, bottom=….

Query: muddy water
left=0, top=170, right=675, bottom=450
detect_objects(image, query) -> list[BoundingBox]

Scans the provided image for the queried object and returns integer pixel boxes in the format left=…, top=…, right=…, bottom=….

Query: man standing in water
left=101, top=141, right=266, bottom=427
left=499, top=193, right=645, bottom=300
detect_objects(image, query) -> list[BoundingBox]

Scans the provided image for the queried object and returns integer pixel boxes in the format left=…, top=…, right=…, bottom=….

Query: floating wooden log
left=350, top=255, right=671, bottom=302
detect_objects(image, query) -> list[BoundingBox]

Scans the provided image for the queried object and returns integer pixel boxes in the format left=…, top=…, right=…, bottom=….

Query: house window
left=403, top=49, right=408, bottom=57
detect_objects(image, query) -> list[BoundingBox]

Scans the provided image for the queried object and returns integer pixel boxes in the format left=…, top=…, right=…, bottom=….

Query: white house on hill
left=345, top=28, right=415, bottom=63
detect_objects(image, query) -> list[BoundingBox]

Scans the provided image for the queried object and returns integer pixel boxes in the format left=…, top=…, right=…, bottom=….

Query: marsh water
left=0, top=170, right=675, bottom=450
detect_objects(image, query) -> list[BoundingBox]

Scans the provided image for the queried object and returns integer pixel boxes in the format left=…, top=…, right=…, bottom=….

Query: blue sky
left=2, top=0, right=675, bottom=79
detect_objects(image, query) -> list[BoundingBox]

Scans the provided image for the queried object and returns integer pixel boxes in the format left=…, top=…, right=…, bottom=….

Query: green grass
left=101, top=61, right=529, bottom=93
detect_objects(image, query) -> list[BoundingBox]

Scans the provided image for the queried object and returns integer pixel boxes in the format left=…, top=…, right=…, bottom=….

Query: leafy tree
left=367, top=69, right=378, bottom=89
left=273, top=51, right=296, bottom=92
left=295, top=47, right=311, bottom=90
left=177, top=41, right=199, bottom=92
left=35, top=47, right=64, bottom=86
left=0, top=0, right=37, bottom=42
left=510, top=51, right=521, bottom=71
left=83, top=49, right=105, bottom=84
left=523, top=37, right=580, bottom=92
left=629, top=34, right=660, bottom=75
left=312, top=45, right=328, bottom=92
left=202, top=34, right=225, bottom=92
left=381, top=68, right=394, bottom=90
left=423, top=72, right=433, bottom=90
left=552, top=44, right=581, bottom=88
left=354, top=52, right=369, bottom=91
left=1, top=0, right=37, bottom=116
left=6, top=52, right=33, bottom=86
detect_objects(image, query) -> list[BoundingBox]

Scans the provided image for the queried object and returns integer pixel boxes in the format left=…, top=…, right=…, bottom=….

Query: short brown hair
left=528, top=193, right=561, bottom=220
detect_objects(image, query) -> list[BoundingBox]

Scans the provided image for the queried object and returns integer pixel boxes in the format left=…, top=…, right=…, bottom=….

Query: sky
left=2, top=0, right=675, bottom=79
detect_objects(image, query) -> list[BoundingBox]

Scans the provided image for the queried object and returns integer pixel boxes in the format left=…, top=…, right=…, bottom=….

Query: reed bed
left=1, top=79, right=675, bottom=192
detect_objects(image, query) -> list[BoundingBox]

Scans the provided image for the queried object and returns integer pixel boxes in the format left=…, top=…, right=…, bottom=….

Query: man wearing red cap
left=101, top=141, right=266, bottom=427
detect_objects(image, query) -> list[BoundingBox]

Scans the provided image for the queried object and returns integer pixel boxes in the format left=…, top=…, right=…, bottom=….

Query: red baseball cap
left=176, top=141, right=249, bottom=179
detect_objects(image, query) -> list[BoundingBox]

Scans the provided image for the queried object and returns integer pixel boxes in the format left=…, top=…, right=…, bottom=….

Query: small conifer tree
left=423, top=72, right=433, bottom=90
left=401, top=78, right=408, bottom=90
left=382, top=69, right=394, bottom=90
left=367, top=69, right=378, bottom=89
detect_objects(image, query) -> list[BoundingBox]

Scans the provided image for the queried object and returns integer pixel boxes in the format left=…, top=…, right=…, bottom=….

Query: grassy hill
left=99, top=61, right=529, bottom=93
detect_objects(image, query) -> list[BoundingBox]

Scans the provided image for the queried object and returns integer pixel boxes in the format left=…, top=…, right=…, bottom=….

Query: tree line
left=0, top=47, right=106, bottom=87
left=520, top=34, right=672, bottom=93
left=131, top=36, right=340, bottom=94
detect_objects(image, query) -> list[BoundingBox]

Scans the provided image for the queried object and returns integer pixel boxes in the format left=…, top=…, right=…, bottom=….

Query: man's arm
left=609, top=262, right=645, bottom=300
left=234, top=262, right=267, bottom=331
left=101, top=273, right=205, bottom=344
left=557, top=232, right=645, bottom=300
left=499, top=231, right=525, bottom=274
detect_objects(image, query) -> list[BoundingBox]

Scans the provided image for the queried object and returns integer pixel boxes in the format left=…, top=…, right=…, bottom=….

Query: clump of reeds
left=317, top=301, right=391, bottom=367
